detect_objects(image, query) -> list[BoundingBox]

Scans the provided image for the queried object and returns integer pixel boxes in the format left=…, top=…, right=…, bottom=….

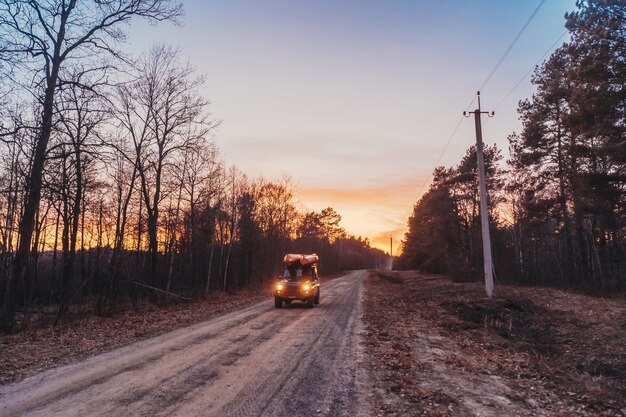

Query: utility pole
left=464, top=91, right=495, bottom=298
left=389, top=236, right=393, bottom=270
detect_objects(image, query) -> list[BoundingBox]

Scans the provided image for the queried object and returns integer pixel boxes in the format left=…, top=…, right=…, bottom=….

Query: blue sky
left=124, top=0, right=577, bottom=250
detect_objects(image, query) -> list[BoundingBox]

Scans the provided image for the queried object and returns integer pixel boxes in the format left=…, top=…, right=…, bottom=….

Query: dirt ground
left=362, top=270, right=626, bottom=417
left=2, top=270, right=625, bottom=417
left=0, top=272, right=347, bottom=387
left=0, top=272, right=367, bottom=417
left=0, top=288, right=268, bottom=386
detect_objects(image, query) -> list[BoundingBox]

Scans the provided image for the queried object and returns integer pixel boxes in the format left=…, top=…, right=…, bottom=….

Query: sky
left=124, top=0, right=577, bottom=252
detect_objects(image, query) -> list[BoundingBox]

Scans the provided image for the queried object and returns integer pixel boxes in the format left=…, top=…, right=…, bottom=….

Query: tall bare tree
left=0, top=0, right=182, bottom=331
left=52, top=77, right=105, bottom=314
left=119, top=45, right=216, bottom=291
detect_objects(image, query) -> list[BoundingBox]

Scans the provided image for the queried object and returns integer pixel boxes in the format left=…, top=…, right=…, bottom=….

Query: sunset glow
left=298, top=179, right=427, bottom=252
left=1, top=1, right=623, bottom=409
left=123, top=0, right=577, bottom=253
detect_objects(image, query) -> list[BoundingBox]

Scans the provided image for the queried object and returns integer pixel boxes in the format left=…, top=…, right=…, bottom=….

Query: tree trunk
left=166, top=156, right=187, bottom=300
left=205, top=236, right=215, bottom=297
left=1, top=55, right=61, bottom=331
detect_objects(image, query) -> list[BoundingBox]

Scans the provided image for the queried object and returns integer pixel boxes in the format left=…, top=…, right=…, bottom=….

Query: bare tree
left=118, top=45, right=216, bottom=292
left=182, top=142, right=219, bottom=285
left=165, top=148, right=188, bottom=298
left=50, top=77, right=105, bottom=314
left=0, top=0, right=182, bottom=331
left=222, top=167, right=247, bottom=291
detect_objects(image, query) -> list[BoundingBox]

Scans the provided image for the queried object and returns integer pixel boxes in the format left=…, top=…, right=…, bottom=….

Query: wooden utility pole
left=390, top=236, right=393, bottom=270
left=464, top=91, right=495, bottom=298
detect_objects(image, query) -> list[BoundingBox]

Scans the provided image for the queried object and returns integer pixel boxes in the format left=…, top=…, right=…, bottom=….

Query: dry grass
left=362, top=270, right=626, bottom=417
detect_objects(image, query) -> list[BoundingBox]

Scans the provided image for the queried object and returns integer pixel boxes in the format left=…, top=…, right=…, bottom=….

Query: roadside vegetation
left=0, top=1, right=384, bottom=333
left=364, top=270, right=626, bottom=416
left=391, top=6, right=626, bottom=414
left=398, top=1, right=626, bottom=291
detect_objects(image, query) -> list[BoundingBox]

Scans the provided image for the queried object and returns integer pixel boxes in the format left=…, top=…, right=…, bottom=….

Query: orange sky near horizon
left=298, top=177, right=428, bottom=253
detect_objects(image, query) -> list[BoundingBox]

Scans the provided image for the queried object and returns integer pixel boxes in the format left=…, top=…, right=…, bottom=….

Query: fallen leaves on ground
left=0, top=288, right=270, bottom=386
left=362, top=270, right=626, bottom=417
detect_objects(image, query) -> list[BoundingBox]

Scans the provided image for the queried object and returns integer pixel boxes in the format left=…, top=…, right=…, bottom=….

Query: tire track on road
left=0, top=271, right=370, bottom=417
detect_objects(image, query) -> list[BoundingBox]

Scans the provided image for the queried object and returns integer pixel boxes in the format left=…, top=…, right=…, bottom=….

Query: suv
left=274, top=254, right=320, bottom=308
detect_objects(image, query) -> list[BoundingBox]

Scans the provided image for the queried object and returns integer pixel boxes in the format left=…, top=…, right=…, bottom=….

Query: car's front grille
left=284, top=284, right=302, bottom=297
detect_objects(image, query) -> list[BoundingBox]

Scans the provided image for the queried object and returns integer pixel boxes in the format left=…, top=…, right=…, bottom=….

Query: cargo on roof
left=283, top=253, right=319, bottom=265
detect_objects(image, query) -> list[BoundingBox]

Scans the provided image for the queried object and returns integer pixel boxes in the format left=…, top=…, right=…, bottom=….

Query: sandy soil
left=363, top=270, right=626, bottom=417
left=0, top=271, right=370, bottom=417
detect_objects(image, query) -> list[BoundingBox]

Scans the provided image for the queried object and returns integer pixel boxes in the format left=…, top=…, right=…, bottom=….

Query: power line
left=479, top=0, right=547, bottom=92
left=411, top=0, right=548, bottom=205
left=412, top=94, right=482, bottom=202
left=464, top=95, right=477, bottom=114
left=413, top=116, right=465, bottom=202
left=493, top=30, right=568, bottom=111
left=482, top=31, right=568, bottom=134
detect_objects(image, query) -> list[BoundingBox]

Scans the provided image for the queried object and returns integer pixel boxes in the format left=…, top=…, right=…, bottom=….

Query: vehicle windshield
left=283, top=264, right=314, bottom=282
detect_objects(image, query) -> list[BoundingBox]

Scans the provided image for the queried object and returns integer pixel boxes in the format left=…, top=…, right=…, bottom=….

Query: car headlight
left=303, top=284, right=310, bottom=291
left=276, top=283, right=284, bottom=291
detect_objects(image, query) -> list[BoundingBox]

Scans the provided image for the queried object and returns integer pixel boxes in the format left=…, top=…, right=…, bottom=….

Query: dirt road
left=0, top=271, right=370, bottom=417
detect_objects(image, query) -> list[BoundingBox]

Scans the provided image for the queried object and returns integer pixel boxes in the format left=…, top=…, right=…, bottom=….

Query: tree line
left=399, top=1, right=626, bottom=291
left=0, top=0, right=384, bottom=332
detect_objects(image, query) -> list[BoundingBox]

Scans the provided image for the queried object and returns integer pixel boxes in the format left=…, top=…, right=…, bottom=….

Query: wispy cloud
left=218, top=132, right=442, bottom=182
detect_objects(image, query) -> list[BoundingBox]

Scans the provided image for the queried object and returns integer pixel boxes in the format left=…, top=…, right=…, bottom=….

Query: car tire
left=314, top=289, right=320, bottom=304
left=274, top=296, right=283, bottom=308
left=306, top=296, right=314, bottom=308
